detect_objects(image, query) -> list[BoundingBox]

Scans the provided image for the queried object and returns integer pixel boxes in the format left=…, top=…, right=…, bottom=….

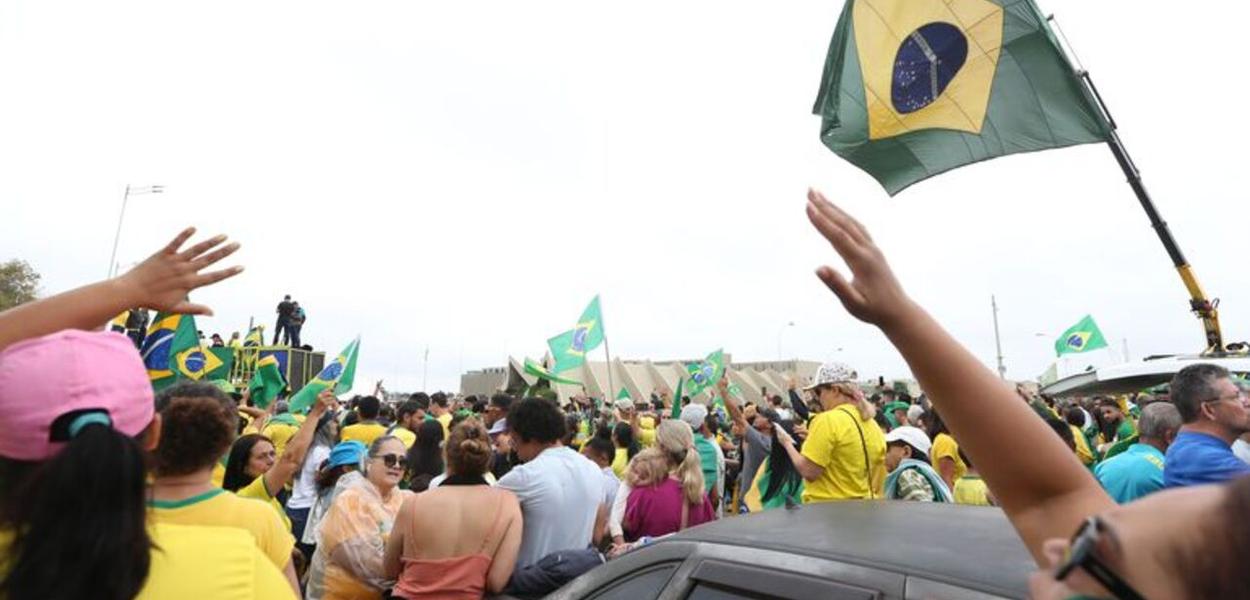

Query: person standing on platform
left=274, top=294, right=294, bottom=345
left=289, top=301, right=306, bottom=347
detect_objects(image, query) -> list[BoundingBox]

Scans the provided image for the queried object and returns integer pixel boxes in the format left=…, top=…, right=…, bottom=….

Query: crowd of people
left=1, top=190, right=1249, bottom=599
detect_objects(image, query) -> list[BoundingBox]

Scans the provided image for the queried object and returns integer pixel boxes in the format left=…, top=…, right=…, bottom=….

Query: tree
left=0, top=259, right=40, bottom=311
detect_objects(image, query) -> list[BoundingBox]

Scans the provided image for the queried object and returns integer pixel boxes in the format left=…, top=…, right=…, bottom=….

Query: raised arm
left=804, top=189, right=1112, bottom=564
left=0, top=228, right=242, bottom=351
left=719, top=378, right=748, bottom=434
left=788, top=381, right=812, bottom=423
left=262, top=390, right=336, bottom=496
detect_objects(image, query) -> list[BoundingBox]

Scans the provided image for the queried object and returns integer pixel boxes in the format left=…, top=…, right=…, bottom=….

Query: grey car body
left=539, top=501, right=1036, bottom=600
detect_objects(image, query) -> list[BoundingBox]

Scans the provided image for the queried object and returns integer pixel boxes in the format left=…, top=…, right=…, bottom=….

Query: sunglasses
left=373, top=453, right=407, bottom=469
left=1053, top=517, right=1144, bottom=600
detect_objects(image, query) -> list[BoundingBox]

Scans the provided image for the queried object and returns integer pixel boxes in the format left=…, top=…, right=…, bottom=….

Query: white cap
left=804, top=362, right=858, bottom=390
left=884, top=425, right=932, bottom=456
left=680, top=403, right=709, bottom=430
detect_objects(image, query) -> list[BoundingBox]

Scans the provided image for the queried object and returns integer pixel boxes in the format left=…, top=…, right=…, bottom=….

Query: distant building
left=460, top=355, right=832, bottom=407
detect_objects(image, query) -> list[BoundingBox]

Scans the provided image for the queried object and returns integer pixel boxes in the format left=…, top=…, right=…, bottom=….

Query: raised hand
left=117, top=227, right=243, bottom=316
left=805, top=189, right=914, bottom=328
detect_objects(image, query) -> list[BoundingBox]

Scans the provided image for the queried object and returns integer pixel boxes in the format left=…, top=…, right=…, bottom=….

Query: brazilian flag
left=523, top=358, right=581, bottom=386
left=813, top=0, right=1109, bottom=194
left=288, top=337, right=360, bottom=413
left=141, top=313, right=218, bottom=389
left=1055, top=315, right=1108, bottom=356
left=546, top=296, right=606, bottom=373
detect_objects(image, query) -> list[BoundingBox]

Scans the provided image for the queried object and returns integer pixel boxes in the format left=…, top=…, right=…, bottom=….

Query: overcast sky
left=3, top=0, right=1247, bottom=394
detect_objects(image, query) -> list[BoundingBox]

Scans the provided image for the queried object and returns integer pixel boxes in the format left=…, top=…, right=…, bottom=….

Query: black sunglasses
left=1053, top=517, right=1145, bottom=600
left=374, top=453, right=407, bottom=468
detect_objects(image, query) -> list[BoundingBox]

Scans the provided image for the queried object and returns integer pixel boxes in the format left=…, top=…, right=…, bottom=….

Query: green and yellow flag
left=813, top=0, right=1109, bottom=194
left=524, top=358, right=581, bottom=386
left=1055, top=315, right=1108, bottom=356
left=289, top=337, right=360, bottom=412
left=248, top=355, right=287, bottom=409
left=547, top=296, right=606, bottom=373
left=685, top=349, right=726, bottom=397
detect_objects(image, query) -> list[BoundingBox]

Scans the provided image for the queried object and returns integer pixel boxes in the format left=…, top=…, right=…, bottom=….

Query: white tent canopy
left=1041, top=355, right=1250, bottom=397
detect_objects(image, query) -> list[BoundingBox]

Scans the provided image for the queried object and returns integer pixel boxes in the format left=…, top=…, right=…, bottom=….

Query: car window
left=686, top=583, right=771, bottom=599
left=589, top=563, right=679, bottom=600
left=684, top=560, right=881, bottom=600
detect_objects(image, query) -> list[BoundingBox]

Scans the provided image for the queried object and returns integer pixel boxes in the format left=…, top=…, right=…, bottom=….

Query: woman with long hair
left=803, top=188, right=1250, bottom=598
left=385, top=420, right=523, bottom=598
left=405, top=419, right=445, bottom=492
left=622, top=420, right=714, bottom=539
left=745, top=418, right=805, bottom=511
left=0, top=227, right=293, bottom=599
left=307, top=435, right=413, bottom=600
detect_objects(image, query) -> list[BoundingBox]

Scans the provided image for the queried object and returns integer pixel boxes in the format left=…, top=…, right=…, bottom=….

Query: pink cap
left=0, top=330, right=154, bottom=461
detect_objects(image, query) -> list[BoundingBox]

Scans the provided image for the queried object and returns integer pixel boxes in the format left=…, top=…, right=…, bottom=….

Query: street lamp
left=108, top=184, right=165, bottom=277
left=776, top=321, right=796, bottom=361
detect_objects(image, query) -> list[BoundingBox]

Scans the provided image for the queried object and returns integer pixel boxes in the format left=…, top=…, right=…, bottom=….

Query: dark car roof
left=662, top=500, right=1035, bottom=593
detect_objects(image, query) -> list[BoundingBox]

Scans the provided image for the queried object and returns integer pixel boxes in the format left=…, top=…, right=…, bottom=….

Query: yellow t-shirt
left=437, top=413, right=453, bottom=439
left=151, top=487, right=294, bottom=570
left=340, top=422, right=388, bottom=447
left=391, top=426, right=417, bottom=449
left=1071, top=424, right=1096, bottom=466
left=140, top=522, right=296, bottom=600
left=612, top=447, right=629, bottom=479
left=237, top=476, right=293, bottom=531
left=931, top=433, right=968, bottom=483
left=637, top=416, right=657, bottom=448
left=800, top=404, right=887, bottom=503
left=953, top=475, right=992, bottom=506
left=1, top=524, right=294, bottom=600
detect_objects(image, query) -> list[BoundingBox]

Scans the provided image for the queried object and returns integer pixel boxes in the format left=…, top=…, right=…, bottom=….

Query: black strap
left=837, top=405, right=874, bottom=499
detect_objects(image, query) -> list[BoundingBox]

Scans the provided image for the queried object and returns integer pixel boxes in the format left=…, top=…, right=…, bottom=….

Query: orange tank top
left=392, top=489, right=508, bottom=600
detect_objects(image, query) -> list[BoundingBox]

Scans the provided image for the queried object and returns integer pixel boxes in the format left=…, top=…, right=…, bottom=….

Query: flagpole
left=1053, top=16, right=1223, bottom=354
left=602, top=332, right=616, bottom=403
left=992, top=295, right=1006, bottom=379
left=422, top=346, right=430, bottom=392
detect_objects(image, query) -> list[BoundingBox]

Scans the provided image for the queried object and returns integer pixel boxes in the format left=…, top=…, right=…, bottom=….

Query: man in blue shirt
left=1095, top=402, right=1181, bottom=502
left=1163, top=363, right=1250, bottom=487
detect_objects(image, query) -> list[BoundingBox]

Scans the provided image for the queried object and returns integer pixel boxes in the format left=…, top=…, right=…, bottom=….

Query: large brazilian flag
left=813, top=0, right=1110, bottom=194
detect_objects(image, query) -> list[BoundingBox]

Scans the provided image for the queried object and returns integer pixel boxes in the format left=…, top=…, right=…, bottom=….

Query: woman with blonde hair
left=384, top=420, right=522, bottom=599
left=622, top=420, right=714, bottom=539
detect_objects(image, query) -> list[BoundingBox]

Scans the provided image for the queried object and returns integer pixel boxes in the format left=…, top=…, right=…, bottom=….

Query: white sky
left=3, top=0, right=1247, bottom=394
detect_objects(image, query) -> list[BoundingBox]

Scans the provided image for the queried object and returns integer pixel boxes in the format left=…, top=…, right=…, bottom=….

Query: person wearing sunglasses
left=803, top=189, right=1250, bottom=599
left=307, top=435, right=414, bottom=600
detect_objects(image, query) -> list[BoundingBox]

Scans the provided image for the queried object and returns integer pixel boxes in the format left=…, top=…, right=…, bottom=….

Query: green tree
left=0, top=259, right=40, bottom=311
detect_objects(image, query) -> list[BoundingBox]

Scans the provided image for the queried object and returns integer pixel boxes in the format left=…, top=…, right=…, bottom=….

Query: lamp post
left=776, top=321, right=796, bottom=361
left=107, top=184, right=165, bottom=277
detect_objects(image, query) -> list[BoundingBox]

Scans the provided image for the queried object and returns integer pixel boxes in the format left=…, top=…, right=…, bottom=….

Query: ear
left=142, top=414, right=163, bottom=452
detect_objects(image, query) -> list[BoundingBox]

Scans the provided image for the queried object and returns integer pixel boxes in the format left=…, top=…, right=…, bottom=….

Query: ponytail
left=673, top=445, right=705, bottom=505
left=655, top=420, right=705, bottom=506
left=1, top=423, right=151, bottom=600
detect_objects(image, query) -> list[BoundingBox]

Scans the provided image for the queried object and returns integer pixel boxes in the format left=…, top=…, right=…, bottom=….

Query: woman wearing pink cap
left=0, top=228, right=293, bottom=599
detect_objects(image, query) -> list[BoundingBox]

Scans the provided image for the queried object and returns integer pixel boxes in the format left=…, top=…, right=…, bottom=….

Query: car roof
left=662, top=500, right=1035, bottom=594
